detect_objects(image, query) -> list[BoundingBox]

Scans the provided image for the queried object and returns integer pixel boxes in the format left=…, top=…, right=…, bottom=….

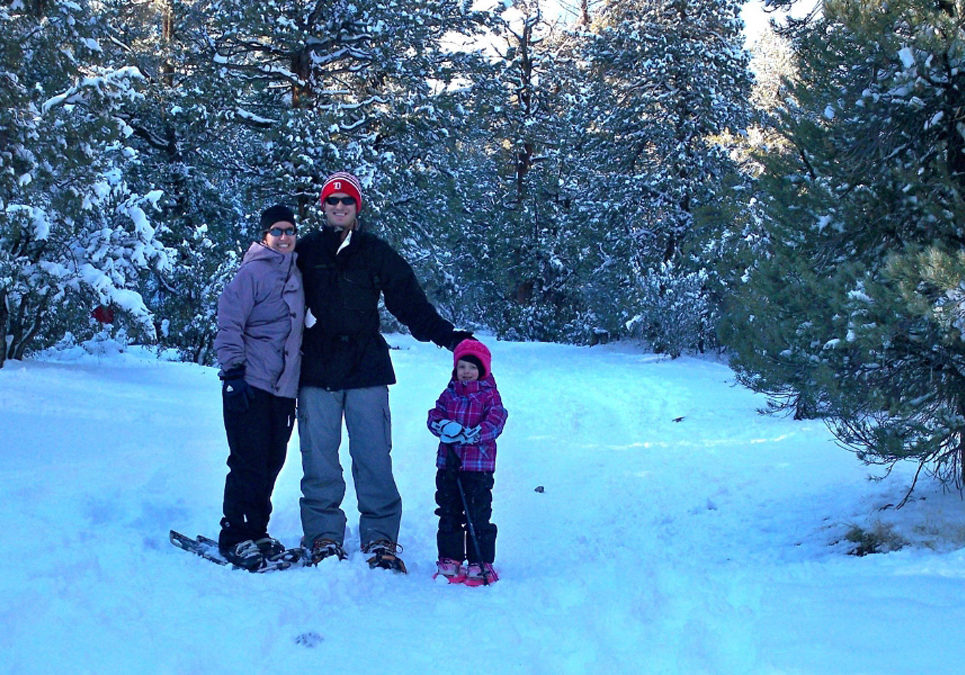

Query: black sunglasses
left=325, top=196, right=357, bottom=206
left=268, top=226, right=297, bottom=237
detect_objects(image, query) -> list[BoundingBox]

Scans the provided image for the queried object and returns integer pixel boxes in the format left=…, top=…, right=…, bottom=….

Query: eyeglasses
left=268, top=227, right=297, bottom=237
left=325, top=196, right=357, bottom=206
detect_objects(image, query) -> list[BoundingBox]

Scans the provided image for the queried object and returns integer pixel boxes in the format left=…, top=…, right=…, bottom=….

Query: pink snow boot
left=463, top=562, right=498, bottom=587
left=433, top=558, right=466, bottom=584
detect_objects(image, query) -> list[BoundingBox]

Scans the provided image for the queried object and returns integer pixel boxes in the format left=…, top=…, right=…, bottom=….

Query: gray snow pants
left=297, top=385, right=402, bottom=549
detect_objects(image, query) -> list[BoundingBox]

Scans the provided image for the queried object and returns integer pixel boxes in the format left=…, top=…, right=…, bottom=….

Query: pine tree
left=474, top=2, right=595, bottom=341
left=103, top=0, right=496, bottom=361
left=0, top=0, right=171, bottom=367
left=99, top=0, right=255, bottom=363
left=575, top=0, right=754, bottom=354
left=725, top=0, right=965, bottom=489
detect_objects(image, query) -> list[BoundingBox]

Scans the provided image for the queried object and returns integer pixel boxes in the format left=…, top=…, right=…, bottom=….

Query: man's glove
left=219, top=366, right=251, bottom=412
left=448, top=330, right=474, bottom=351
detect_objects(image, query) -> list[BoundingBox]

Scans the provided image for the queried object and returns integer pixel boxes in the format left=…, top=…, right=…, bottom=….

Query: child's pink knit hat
left=453, top=339, right=492, bottom=379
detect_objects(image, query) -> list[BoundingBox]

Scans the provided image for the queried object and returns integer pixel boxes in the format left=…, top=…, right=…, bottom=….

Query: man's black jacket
left=295, top=226, right=456, bottom=390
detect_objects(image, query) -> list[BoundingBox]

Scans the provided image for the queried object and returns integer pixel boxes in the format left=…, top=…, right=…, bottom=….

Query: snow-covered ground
left=2, top=334, right=964, bottom=673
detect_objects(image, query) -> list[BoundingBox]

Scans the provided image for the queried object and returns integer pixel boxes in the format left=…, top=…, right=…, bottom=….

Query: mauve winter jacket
left=214, top=242, right=305, bottom=399
left=427, top=375, right=508, bottom=472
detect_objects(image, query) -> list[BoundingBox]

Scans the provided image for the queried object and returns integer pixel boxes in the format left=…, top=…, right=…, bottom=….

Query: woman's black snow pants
left=219, top=386, right=295, bottom=549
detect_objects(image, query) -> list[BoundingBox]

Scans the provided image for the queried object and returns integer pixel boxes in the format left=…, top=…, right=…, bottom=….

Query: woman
left=213, top=204, right=305, bottom=571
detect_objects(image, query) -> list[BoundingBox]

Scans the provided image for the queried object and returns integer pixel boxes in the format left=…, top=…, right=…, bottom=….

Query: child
left=427, top=339, right=508, bottom=586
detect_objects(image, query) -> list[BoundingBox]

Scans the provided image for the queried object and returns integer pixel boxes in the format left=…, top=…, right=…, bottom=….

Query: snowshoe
left=308, top=538, right=347, bottom=565
left=363, top=540, right=407, bottom=574
left=221, top=539, right=264, bottom=571
left=433, top=558, right=466, bottom=584
left=463, top=562, right=498, bottom=587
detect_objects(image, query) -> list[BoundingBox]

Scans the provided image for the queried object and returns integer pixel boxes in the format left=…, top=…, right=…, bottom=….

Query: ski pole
left=448, top=447, right=489, bottom=586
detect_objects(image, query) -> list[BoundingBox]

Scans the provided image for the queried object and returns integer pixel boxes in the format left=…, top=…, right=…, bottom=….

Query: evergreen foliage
left=13, top=0, right=965, bottom=503
left=0, top=0, right=171, bottom=367
left=1, top=0, right=758, bottom=364
left=473, top=3, right=594, bottom=342
left=575, top=0, right=753, bottom=352
left=453, top=0, right=755, bottom=348
left=724, top=0, right=965, bottom=488
left=99, top=0, right=255, bottom=363
left=109, top=0, right=495, bottom=362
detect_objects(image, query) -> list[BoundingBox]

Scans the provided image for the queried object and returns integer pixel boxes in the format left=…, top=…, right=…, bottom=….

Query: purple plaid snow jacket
left=427, top=375, right=508, bottom=472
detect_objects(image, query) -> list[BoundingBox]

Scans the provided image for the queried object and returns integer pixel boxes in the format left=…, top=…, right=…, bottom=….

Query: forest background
left=4, top=0, right=965, bottom=493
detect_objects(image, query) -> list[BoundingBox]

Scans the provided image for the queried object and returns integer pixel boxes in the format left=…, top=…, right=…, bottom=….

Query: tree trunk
left=959, top=398, right=965, bottom=487
left=291, top=47, right=314, bottom=109
left=0, top=289, right=7, bottom=369
left=945, top=68, right=965, bottom=184
left=161, top=1, right=175, bottom=87
left=7, top=292, right=46, bottom=361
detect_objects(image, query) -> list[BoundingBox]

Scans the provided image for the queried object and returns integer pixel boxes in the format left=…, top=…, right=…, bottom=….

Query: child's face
left=456, top=359, right=479, bottom=382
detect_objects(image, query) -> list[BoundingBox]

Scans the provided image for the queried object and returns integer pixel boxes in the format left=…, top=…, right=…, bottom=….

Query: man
left=295, top=171, right=471, bottom=573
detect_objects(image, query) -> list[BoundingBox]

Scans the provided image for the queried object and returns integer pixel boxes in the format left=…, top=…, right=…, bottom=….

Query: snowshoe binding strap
left=362, top=540, right=407, bottom=574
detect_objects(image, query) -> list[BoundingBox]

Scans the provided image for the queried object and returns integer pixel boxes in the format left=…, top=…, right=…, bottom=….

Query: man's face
left=323, top=193, right=358, bottom=230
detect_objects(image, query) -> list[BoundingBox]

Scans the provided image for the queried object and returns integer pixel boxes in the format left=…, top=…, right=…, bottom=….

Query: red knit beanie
left=320, top=172, right=363, bottom=212
left=454, top=339, right=492, bottom=379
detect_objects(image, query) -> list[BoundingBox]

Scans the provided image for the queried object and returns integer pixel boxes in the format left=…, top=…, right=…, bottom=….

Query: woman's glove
left=219, top=366, right=251, bottom=412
